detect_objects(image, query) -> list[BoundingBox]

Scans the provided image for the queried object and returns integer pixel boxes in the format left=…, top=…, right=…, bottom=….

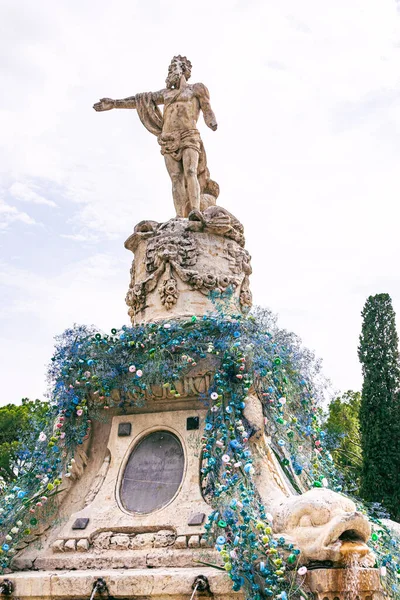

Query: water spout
left=339, top=530, right=370, bottom=559
left=0, top=579, right=13, bottom=596
left=344, top=553, right=361, bottom=600
left=89, top=578, right=109, bottom=600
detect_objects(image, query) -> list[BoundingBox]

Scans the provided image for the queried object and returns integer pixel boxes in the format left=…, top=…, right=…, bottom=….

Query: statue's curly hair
left=168, top=55, right=192, bottom=81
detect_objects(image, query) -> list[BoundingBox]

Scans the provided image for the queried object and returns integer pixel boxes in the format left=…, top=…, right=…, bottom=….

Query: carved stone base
left=306, top=568, right=385, bottom=600
left=0, top=568, right=241, bottom=599
left=124, top=207, right=252, bottom=323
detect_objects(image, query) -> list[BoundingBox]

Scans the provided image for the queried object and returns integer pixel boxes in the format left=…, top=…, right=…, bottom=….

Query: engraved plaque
left=120, top=431, right=184, bottom=513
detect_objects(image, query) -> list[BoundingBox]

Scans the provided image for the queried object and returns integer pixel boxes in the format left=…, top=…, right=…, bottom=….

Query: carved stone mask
left=272, top=488, right=374, bottom=566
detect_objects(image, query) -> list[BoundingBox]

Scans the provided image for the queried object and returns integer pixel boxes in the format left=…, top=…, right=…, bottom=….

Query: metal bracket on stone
left=188, top=512, right=205, bottom=526
left=90, top=578, right=109, bottom=599
left=118, top=422, right=132, bottom=437
left=186, top=416, right=199, bottom=430
left=0, top=579, right=14, bottom=596
left=192, top=575, right=210, bottom=594
left=72, top=517, right=89, bottom=530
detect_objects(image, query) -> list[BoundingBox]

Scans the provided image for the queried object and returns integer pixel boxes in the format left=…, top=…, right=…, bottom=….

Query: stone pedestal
left=124, top=207, right=252, bottom=323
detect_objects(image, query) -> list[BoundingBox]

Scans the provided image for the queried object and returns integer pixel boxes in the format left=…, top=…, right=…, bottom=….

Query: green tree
left=358, top=293, right=400, bottom=520
left=324, top=390, right=362, bottom=494
left=0, top=399, right=48, bottom=483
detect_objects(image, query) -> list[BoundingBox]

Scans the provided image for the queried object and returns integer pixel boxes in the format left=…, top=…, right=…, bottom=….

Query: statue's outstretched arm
left=93, top=90, right=165, bottom=112
left=193, top=83, right=218, bottom=131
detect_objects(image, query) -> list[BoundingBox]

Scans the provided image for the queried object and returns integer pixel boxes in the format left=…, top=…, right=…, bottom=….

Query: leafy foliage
left=358, top=293, right=400, bottom=521
left=323, top=391, right=362, bottom=495
left=0, top=399, right=48, bottom=483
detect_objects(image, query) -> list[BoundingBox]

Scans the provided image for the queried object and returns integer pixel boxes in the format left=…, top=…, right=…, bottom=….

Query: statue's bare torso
left=161, top=85, right=203, bottom=133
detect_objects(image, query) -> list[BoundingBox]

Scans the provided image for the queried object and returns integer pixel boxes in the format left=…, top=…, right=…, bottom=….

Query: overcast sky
left=1, top=0, right=400, bottom=405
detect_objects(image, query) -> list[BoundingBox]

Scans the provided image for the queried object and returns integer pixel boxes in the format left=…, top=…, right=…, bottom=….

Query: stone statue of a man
left=93, top=56, right=219, bottom=217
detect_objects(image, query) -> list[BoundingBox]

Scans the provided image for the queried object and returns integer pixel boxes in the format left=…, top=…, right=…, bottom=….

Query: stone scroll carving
left=84, top=451, right=111, bottom=507
left=124, top=207, right=252, bottom=323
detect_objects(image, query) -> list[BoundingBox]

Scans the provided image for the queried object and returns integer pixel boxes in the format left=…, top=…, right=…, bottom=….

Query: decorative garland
left=0, top=314, right=399, bottom=599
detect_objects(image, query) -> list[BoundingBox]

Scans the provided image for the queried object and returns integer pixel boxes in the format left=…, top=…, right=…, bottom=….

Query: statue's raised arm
left=93, top=55, right=219, bottom=218
left=93, top=90, right=166, bottom=112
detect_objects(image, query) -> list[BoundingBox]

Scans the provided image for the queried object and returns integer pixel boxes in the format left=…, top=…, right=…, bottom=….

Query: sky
left=1, top=0, right=400, bottom=405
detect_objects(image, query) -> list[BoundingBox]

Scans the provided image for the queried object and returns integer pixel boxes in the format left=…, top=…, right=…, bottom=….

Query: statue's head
left=166, top=55, right=192, bottom=89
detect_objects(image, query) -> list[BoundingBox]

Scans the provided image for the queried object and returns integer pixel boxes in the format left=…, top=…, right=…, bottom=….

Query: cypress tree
left=358, top=293, right=400, bottom=520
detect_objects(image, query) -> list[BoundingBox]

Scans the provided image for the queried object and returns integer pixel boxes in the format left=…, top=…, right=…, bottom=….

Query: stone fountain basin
left=306, top=567, right=385, bottom=600
left=0, top=568, right=240, bottom=600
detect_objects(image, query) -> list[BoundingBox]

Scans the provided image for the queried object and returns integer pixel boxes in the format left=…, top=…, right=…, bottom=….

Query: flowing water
left=344, top=552, right=361, bottom=600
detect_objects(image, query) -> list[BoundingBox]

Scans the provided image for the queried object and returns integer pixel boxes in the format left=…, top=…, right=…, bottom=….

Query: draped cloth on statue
left=133, top=92, right=218, bottom=198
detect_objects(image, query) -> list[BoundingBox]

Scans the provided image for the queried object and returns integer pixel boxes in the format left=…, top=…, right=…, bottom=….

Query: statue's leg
left=164, top=155, right=186, bottom=217
left=182, top=148, right=200, bottom=215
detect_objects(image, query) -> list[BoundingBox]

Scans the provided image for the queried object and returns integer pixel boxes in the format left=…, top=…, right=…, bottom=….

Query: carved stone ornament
left=125, top=207, right=252, bottom=323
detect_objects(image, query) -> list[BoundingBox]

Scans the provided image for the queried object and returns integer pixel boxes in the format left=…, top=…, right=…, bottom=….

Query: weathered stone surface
left=125, top=211, right=252, bottom=323
left=272, top=488, right=374, bottom=566
left=84, top=451, right=110, bottom=507
left=110, top=534, right=130, bottom=550
left=200, top=536, right=212, bottom=548
left=145, top=549, right=211, bottom=569
left=188, top=535, right=200, bottom=548
left=76, top=539, right=90, bottom=552
left=175, top=535, right=187, bottom=549
left=92, top=532, right=112, bottom=551
left=51, top=539, right=65, bottom=553
left=32, top=549, right=214, bottom=571
left=306, top=567, right=384, bottom=600
left=1, top=568, right=241, bottom=599
left=63, top=539, right=76, bottom=552
left=153, top=530, right=176, bottom=548
left=130, top=533, right=154, bottom=549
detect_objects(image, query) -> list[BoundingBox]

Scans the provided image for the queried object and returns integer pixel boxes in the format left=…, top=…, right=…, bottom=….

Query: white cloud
left=9, top=182, right=57, bottom=207
left=0, top=198, right=36, bottom=230
left=60, top=231, right=100, bottom=243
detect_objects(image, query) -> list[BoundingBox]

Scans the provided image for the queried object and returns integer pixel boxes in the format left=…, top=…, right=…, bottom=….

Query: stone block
left=110, top=534, right=131, bottom=550
left=200, top=536, right=212, bottom=548
left=64, top=539, right=77, bottom=552
left=130, top=533, right=154, bottom=549
left=175, top=535, right=187, bottom=549
left=92, top=531, right=112, bottom=550
left=52, top=539, right=65, bottom=553
left=188, top=535, right=200, bottom=548
left=77, top=538, right=90, bottom=552
left=153, top=529, right=176, bottom=548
